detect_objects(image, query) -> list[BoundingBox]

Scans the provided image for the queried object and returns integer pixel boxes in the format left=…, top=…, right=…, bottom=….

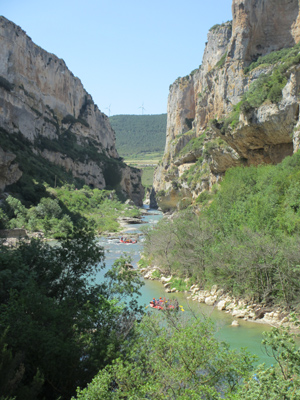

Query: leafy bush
left=157, top=189, right=166, bottom=197
left=244, top=42, right=300, bottom=74
left=235, top=317, right=300, bottom=399
left=180, top=159, right=209, bottom=190
left=178, top=133, right=206, bottom=157
left=215, top=51, right=227, bottom=68
left=195, top=190, right=212, bottom=205
left=169, top=277, right=189, bottom=291
left=1, top=185, right=141, bottom=237
left=245, top=69, right=287, bottom=108
left=0, top=232, right=144, bottom=400
left=62, top=114, right=77, bottom=124
left=177, top=197, right=192, bottom=210
left=73, top=313, right=254, bottom=400
left=151, top=270, right=161, bottom=279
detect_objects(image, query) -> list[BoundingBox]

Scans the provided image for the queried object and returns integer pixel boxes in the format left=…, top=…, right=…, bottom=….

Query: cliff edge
left=0, top=16, right=144, bottom=205
left=153, top=0, right=300, bottom=210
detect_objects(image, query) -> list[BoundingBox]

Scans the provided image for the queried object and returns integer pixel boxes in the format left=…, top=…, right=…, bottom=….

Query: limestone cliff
left=0, top=16, right=144, bottom=205
left=153, top=0, right=300, bottom=210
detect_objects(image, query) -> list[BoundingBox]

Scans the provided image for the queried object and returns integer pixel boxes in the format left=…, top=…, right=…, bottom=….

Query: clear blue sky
left=2, top=0, right=232, bottom=116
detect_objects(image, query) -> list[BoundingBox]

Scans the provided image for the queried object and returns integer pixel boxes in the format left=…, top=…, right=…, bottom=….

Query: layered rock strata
left=0, top=16, right=144, bottom=205
left=153, top=0, right=300, bottom=210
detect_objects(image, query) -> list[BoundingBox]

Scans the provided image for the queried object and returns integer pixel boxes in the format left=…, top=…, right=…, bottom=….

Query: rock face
left=153, top=0, right=300, bottom=210
left=0, top=16, right=144, bottom=205
left=0, top=148, right=22, bottom=191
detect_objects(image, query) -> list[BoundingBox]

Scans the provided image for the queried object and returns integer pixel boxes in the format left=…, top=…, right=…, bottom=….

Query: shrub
left=244, top=42, right=300, bottom=74
left=177, top=197, right=192, bottom=210
left=157, top=190, right=166, bottom=197
left=62, top=114, right=77, bottom=124
left=215, top=52, right=227, bottom=69
left=170, top=278, right=189, bottom=291
left=178, top=133, right=206, bottom=157
left=151, top=270, right=161, bottom=279
left=195, top=191, right=212, bottom=205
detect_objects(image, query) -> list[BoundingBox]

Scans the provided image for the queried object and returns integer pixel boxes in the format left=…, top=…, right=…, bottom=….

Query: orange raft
left=120, top=237, right=137, bottom=244
left=149, top=298, right=177, bottom=310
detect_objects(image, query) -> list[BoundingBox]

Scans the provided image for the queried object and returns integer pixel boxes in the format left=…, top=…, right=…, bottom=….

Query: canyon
left=0, top=16, right=144, bottom=206
left=153, top=0, right=300, bottom=210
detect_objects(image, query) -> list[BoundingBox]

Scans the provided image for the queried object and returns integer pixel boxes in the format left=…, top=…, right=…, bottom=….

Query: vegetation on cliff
left=144, top=151, right=300, bottom=311
left=217, top=42, right=300, bottom=133
left=0, top=127, right=131, bottom=205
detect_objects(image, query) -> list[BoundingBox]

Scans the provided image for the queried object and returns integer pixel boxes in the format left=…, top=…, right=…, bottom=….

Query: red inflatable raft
left=120, top=237, right=137, bottom=244
left=149, top=301, right=175, bottom=310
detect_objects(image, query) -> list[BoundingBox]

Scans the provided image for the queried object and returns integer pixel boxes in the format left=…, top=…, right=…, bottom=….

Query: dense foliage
left=0, top=126, right=128, bottom=205
left=233, top=317, right=300, bottom=399
left=109, top=114, right=167, bottom=159
left=73, top=312, right=255, bottom=400
left=143, top=152, right=300, bottom=309
left=0, top=231, right=144, bottom=400
left=244, top=42, right=300, bottom=75
left=0, top=185, right=141, bottom=237
left=73, top=311, right=300, bottom=400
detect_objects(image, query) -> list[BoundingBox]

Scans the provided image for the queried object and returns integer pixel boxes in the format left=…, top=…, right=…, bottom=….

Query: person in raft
left=152, top=298, right=156, bottom=306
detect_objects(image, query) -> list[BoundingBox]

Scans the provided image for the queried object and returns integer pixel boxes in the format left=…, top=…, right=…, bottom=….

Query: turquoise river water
left=95, top=206, right=273, bottom=366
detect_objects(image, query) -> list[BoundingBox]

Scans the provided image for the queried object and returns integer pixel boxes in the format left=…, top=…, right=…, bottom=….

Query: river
left=95, top=206, right=273, bottom=366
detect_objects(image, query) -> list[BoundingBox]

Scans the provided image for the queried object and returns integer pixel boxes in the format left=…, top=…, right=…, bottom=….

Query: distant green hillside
left=109, top=114, right=167, bottom=159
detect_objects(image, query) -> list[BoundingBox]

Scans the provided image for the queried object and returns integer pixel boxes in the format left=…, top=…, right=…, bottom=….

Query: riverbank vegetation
left=143, top=152, right=300, bottom=311
left=0, top=185, right=141, bottom=237
left=0, top=229, right=145, bottom=400
left=1, top=244, right=298, bottom=400
left=73, top=312, right=256, bottom=399
left=1, top=227, right=299, bottom=400
left=73, top=312, right=300, bottom=400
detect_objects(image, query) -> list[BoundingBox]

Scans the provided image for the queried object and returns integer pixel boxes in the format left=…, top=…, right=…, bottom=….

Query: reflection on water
left=95, top=206, right=273, bottom=366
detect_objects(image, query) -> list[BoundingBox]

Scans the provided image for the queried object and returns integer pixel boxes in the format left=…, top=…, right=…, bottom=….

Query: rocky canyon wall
left=153, top=0, right=300, bottom=210
left=0, top=16, right=144, bottom=205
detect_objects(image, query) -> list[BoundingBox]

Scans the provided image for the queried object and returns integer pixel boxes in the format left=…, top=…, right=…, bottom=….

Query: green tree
left=234, top=316, right=300, bottom=399
left=0, top=208, right=8, bottom=229
left=73, top=312, right=255, bottom=400
left=0, top=226, right=144, bottom=400
left=4, top=195, right=28, bottom=228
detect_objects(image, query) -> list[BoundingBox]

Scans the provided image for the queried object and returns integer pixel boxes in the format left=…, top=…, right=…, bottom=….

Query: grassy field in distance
left=140, top=166, right=155, bottom=187
left=124, top=152, right=162, bottom=187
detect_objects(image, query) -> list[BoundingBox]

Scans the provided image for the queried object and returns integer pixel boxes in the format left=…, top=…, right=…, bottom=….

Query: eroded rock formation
left=0, top=16, right=144, bottom=205
left=153, top=0, right=300, bottom=210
